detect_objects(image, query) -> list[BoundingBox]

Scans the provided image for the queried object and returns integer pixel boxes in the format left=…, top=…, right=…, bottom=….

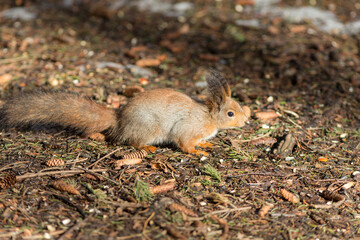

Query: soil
left=0, top=0, right=359, bottom=239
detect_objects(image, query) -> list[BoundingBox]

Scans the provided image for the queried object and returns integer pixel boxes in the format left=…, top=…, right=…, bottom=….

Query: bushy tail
left=0, top=92, right=117, bottom=136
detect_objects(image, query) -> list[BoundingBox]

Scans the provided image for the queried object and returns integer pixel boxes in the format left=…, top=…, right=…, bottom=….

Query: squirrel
left=0, top=70, right=250, bottom=155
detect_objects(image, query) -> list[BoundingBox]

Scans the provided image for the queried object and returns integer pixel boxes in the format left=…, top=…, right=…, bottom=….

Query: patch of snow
left=1, top=7, right=36, bottom=21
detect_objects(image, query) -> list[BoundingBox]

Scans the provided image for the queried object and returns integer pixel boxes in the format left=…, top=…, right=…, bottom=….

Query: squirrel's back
left=0, top=92, right=117, bottom=137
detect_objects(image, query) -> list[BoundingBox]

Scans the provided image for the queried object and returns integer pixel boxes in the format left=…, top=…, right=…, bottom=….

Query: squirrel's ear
left=206, top=70, right=231, bottom=112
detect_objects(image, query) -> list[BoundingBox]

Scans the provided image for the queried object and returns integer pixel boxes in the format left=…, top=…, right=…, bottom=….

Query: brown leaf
left=280, top=189, right=299, bottom=203
left=45, top=158, right=65, bottom=167
left=53, top=180, right=80, bottom=195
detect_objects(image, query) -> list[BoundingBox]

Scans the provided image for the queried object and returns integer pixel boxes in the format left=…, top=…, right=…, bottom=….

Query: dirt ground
left=0, top=0, right=359, bottom=239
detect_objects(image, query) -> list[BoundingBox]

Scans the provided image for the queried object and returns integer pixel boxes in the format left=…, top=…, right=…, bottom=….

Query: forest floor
left=0, top=0, right=359, bottom=239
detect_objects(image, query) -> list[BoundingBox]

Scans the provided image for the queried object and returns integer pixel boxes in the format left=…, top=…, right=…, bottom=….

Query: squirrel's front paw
left=198, top=142, right=213, bottom=149
left=191, top=150, right=209, bottom=156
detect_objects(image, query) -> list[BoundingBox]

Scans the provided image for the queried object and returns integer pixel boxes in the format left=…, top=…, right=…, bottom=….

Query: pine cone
left=46, top=158, right=65, bottom=167
left=53, top=180, right=80, bottom=195
left=0, top=173, right=16, bottom=189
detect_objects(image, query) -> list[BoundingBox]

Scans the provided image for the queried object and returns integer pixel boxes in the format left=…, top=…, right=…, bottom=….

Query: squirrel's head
left=205, top=70, right=251, bottom=129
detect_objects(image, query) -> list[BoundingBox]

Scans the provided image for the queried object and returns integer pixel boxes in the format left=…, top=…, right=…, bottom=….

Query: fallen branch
left=16, top=168, right=108, bottom=180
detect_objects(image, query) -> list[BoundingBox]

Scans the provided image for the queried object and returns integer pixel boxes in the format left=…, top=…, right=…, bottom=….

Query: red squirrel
left=0, top=70, right=250, bottom=155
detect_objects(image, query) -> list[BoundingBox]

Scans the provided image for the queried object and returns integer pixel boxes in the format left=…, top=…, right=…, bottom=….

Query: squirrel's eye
left=227, top=111, right=234, bottom=117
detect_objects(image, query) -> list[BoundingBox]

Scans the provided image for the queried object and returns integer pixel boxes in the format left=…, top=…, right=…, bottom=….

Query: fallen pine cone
left=169, top=203, right=198, bottom=217
left=53, top=180, right=80, bottom=195
left=122, top=149, right=148, bottom=159
left=280, top=189, right=299, bottom=203
left=136, top=58, right=161, bottom=67
left=322, top=190, right=345, bottom=202
left=115, top=158, right=143, bottom=169
left=46, top=158, right=65, bottom=167
left=150, top=182, right=176, bottom=194
left=258, top=203, right=274, bottom=218
left=255, top=111, right=279, bottom=122
left=0, top=173, right=17, bottom=190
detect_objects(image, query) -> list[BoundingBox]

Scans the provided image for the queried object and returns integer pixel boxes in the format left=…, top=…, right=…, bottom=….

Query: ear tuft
left=205, top=69, right=231, bottom=112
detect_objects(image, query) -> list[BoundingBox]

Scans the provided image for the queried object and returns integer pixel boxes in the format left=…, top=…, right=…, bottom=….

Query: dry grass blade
left=258, top=203, right=274, bottom=218
left=150, top=182, right=176, bottom=194
left=46, top=158, right=65, bottom=167
left=123, top=149, right=148, bottom=159
left=115, top=158, right=143, bottom=169
left=169, top=203, right=198, bottom=217
left=280, top=189, right=299, bottom=203
left=322, top=190, right=345, bottom=202
left=0, top=173, right=17, bottom=190
left=53, top=180, right=80, bottom=195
